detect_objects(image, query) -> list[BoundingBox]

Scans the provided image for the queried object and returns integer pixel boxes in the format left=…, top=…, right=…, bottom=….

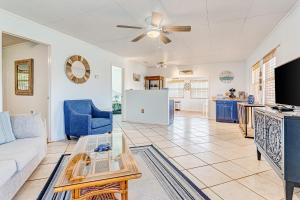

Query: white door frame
left=1, top=31, right=52, bottom=142
left=111, top=65, right=125, bottom=118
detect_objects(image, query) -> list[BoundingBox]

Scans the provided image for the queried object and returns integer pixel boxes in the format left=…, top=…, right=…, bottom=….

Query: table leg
left=72, top=189, right=80, bottom=200
left=120, top=181, right=128, bottom=200
left=285, top=181, right=294, bottom=200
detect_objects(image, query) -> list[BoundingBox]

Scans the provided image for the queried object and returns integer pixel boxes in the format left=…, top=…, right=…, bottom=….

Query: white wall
left=2, top=42, right=49, bottom=121
left=0, top=8, right=129, bottom=141
left=246, top=1, right=300, bottom=91
left=124, top=90, right=170, bottom=125
left=124, top=60, right=147, bottom=90
left=146, top=62, right=247, bottom=119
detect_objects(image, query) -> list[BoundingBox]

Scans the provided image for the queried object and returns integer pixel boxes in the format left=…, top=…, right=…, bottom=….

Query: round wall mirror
left=65, top=55, right=90, bottom=84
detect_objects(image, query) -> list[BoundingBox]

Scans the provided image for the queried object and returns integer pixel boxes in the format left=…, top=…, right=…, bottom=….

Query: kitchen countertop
left=212, top=99, right=247, bottom=102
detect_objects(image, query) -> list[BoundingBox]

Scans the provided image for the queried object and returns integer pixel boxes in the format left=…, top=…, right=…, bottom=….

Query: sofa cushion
left=0, top=138, right=43, bottom=170
left=0, top=160, right=17, bottom=187
left=91, top=118, right=111, bottom=129
left=11, top=114, right=45, bottom=139
left=0, top=112, right=15, bottom=144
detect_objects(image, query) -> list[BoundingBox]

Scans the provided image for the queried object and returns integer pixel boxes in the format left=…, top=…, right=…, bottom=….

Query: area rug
left=38, top=145, right=209, bottom=200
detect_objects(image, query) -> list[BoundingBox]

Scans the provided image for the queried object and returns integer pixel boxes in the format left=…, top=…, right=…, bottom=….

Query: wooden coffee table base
left=71, top=181, right=128, bottom=200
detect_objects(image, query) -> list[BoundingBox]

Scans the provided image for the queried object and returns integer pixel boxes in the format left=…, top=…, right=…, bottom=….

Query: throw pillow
left=0, top=112, right=16, bottom=144
left=11, top=113, right=45, bottom=139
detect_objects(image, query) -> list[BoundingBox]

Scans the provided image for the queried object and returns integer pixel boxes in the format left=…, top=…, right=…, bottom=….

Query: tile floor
left=13, top=115, right=300, bottom=200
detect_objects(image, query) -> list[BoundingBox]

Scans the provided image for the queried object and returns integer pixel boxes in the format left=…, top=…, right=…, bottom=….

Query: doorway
left=2, top=33, right=50, bottom=139
left=112, top=66, right=123, bottom=115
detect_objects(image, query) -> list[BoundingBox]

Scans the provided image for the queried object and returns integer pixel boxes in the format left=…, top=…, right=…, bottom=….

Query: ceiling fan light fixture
left=147, top=30, right=160, bottom=38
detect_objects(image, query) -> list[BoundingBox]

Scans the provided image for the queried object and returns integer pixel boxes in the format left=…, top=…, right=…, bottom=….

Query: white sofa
left=0, top=114, right=47, bottom=200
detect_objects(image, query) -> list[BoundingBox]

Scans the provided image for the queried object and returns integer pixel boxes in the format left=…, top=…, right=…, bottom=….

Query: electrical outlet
left=141, top=108, right=144, bottom=113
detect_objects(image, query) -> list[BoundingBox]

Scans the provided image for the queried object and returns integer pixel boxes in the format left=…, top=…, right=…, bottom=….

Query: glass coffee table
left=54, top=133, right=141, bottom=200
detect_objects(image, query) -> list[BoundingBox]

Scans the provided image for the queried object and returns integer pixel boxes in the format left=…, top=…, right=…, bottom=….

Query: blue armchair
left=64, top=99, right=112, bottom=139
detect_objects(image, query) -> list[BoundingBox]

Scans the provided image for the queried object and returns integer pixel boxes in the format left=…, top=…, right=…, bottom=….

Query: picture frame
left=15, top=59, right=34, bottom=96
left=133, top=73, right=141, bottom=82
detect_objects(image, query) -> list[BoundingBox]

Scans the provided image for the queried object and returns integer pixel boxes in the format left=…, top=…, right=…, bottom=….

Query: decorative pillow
left=0, top=112, right=16, bottom=144
left=11, top=114, right=45, bottom=139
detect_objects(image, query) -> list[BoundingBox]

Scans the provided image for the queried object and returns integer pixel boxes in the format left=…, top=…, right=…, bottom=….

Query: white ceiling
left=0, top=0, right=297, bottom=66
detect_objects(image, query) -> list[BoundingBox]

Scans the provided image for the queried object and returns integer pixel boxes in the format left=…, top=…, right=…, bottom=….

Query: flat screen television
left=275, top=57, right=300, bottom=106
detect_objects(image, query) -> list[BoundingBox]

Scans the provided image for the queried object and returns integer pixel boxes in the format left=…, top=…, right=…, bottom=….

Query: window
left=251, top=61, right=262, bottom=103
left=263, top=49, right=276, bottom=105
left=167, top=80, right=184, bottom=98
left=251, top=48, right=277, bottom=105
left=190, top=80, right=208, bottom=99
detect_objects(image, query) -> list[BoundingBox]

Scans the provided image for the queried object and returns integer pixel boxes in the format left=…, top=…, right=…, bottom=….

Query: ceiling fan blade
left=116, top=25, right=143, bottom=29
left=160, top=34, right=171, bottom=44
left=131, top=33, right=147, bottom=42
left=151, top=12, right=163, bottom=27
left=163, top=26, right=191, bottom=32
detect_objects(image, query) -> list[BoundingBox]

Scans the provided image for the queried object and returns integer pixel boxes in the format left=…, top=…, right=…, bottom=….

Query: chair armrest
left=69, top=111, right=91, bottom=134
left=92, top=107, right=112, bottom=119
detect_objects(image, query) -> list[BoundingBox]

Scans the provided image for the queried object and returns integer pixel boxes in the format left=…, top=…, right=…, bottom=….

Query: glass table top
left=54, top=133, right=141, bottom=191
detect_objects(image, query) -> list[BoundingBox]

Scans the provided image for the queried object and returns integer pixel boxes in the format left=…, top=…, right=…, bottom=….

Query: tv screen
left=275, top=57, right=300, bottom=106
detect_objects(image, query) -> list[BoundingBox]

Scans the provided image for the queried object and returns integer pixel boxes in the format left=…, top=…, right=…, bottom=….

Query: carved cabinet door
left=254, top=111, right=266, bottom=150
left=265, top=115, right=283, bottom=171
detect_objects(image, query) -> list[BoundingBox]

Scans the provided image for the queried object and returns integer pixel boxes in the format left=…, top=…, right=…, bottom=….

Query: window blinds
left=251, top=61, right=262, bottom=103
left=167, top=80, right=184, bottom=98
left=263, top=55, right=276, bottom=105
left=190, top=80, right=209, bottom=99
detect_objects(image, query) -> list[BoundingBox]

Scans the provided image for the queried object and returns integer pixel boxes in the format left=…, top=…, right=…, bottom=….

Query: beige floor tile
left=41, top=153, right=62, bottom=165
left=154, top=141, right=177, bottom=148
left=147, top=135, right=166, bottom=142
left=163, top=146, right=189, bottom=157
left=141, top=131, right=160, bottom=137
left=194, top=151, right=228, bottom=164
left=66, top=143, right=76, bottom=152
left=198, top=142, right=224, bottom=152
left=47, top=140, right=69, bottom=147
left=212, top=161, right=255, bottom=179
left=168, top=158, right=184, bottom=171
left=29, top=163, right=56, bottom=180
left=257, top=170, right=283, bottom=185
left=290, top=192, right=300, bottom=200
left=227, top=138, right=255, bottom=146
left=47, top=145, right=67, bottom=154
left=202, top=188, right=223, bottom=200
left=125, top=132, right=145, bottom=138
left=180, top=144, right=208, bottom=154
left=211, top=181, right=265, bottom=200
left=232, top=156, right=271, bottom=173
left=238, top=174, right=285, bottom=200
left=130, top=137, right=151, bottom=144
left=172, top=139, right=194, bottom=147
left=173, top=154, right=207, bottom=169
left=188, top=165, right=231, bottom=187
left=181, top=170, right=206, bottom=189
left=13, top=179, right=47, bottom=200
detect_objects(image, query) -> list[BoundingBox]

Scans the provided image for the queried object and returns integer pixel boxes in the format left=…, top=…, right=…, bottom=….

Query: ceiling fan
left=148, top=61, right=190, bottom=68
left=116, top=12, right=191, bottom=44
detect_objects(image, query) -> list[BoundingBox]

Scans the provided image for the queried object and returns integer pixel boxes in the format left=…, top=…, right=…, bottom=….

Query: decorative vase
left=248, top=95, right=255, bottom=104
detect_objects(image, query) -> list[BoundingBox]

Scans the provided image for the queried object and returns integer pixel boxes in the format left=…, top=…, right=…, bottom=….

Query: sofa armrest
left=69, top=111, right=91, bottom=134
left=10, top=114, right=47, bottom=139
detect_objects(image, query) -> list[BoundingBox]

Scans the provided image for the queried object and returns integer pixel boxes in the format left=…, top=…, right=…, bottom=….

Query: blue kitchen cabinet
left=216, top=100, right=239, bottom=123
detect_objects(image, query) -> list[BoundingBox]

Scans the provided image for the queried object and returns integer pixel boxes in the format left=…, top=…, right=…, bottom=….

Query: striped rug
left=38, top=145, right=209, bottom=200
